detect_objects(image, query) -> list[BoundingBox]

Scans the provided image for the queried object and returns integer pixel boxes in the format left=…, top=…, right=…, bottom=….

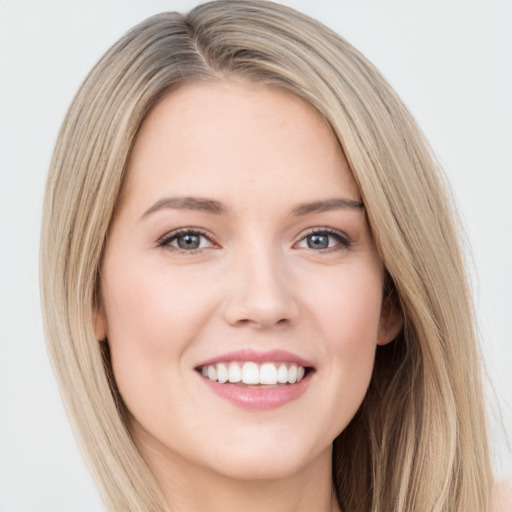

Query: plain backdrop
left=1, top=1, right=511, bottom=510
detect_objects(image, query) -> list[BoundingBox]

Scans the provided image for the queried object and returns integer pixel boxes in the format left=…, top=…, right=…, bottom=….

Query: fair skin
left=494, top=479, right=512, bottom=512
left=96, top=79, right=402, bottom=512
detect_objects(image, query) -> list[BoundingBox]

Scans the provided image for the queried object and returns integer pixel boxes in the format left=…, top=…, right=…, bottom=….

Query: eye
left=158, top=229, right=215, bottom=252
left=295, top=229, right=351, bottom=251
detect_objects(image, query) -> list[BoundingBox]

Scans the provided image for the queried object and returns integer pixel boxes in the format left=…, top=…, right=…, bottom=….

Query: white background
left=1, top=1, right=511, bottom=510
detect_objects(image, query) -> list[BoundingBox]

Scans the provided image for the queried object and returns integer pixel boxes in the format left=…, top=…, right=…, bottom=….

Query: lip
left=195, top=349, right=315, bottom=410
left=199, top=372, right=313, bottom=410
left=195, top=349, right=314, bottom=368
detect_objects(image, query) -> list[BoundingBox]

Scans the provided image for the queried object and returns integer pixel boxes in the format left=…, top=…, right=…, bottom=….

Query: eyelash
left=297, top=228, right=352, bottom=252
left=157, top=227, right=351, bottom=253
left=158, top=228, right=215, bottom=253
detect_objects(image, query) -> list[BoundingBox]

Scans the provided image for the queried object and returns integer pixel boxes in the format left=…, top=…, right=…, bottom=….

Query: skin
left=493, top=477, right=512, bottom=512
left=96, top=79, right=402, bottom=512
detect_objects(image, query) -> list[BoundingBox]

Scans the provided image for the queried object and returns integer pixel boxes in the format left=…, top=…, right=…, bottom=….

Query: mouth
left=194, top=350, right=315, bottom=409
left=196, top=361, right=312, bottom=387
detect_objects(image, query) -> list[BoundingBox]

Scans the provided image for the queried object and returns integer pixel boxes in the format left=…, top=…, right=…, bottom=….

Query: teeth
left=207, top=365, right=217, bottom=381
left=277, top=363, right=288, bottom=383
left=242, top=362, right=259, bottom=384
left=260, top=363, right=278, bottom=385
left=201, top=362, right=307, bottom=385
left=217, top=363, right=228, bottom=383
left=228, top=362, right=242, bottom=383
left=288, top=364, right=297, bottom=384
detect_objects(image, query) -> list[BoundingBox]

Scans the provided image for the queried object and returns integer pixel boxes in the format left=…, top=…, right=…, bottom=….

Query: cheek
left=102, top=258, right=217, bottom=351
left=309, top=264, right=383, bottom=346
left=99, top=257, right=220, bottom=407
left=303, top=264, right=382, bottom=413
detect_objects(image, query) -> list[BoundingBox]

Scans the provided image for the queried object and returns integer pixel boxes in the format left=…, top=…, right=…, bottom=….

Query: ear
left=377, top=294, right=403, bottom=346
left=93, top=300, right=108, bottom=341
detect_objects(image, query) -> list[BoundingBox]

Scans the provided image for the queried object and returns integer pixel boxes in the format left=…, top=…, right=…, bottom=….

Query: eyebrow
left=140, top=195, right=364, bottom=220
left=291, top=197, right=364, bottom=215
left=141, top=196, right=228, bottom=219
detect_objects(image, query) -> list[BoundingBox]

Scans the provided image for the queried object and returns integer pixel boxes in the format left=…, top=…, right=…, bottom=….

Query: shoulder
left=493, top=476, right=512, bottom=512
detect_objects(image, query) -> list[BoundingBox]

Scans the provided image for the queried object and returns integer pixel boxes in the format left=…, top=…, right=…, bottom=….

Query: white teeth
left=277, top=363, right=288, bottom=383
left=259, top=363, right=278, bottom=385
left=228, top=362, right=242, bottom=383
left=201, top=362, right=308, bottom=385
left=288, top=364, right=297, bottom=384
left=242, top=362, right=259, bottom=384
left=216, top=363, right=228, bottom=383
left=207, top=365, right=217, bottom=381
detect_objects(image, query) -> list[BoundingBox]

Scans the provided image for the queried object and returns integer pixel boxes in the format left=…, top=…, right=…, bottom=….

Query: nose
left=223, top=243, right=299, bottom=329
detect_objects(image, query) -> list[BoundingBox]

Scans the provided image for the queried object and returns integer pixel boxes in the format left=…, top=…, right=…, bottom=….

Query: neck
left=136, top=431, right=341, bottom=512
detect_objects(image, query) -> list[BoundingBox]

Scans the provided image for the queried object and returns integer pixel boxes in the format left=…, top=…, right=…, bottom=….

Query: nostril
left=232, top=317, right=290, bottom=328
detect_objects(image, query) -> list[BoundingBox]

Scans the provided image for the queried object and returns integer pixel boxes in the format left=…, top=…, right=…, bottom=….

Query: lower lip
left=199, top=374, right=312, bottom=410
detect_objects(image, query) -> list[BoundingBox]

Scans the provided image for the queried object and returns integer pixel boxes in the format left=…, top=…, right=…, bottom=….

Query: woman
left=40, top=1, right=495, bottom=510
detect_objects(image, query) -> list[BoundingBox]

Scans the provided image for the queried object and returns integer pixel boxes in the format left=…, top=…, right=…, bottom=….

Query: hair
left=40, top=1, right=493, bottom=510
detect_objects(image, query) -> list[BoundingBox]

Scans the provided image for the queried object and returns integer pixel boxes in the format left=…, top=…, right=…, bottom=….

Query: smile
left=195, top=350, right=315, bottom=409
left=199, top=361, right=307, bottom=386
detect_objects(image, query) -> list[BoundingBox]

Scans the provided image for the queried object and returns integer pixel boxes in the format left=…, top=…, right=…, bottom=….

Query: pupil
left=178, top=234, right=200, bottom=249
left=308, top=234, right=328, bottom=249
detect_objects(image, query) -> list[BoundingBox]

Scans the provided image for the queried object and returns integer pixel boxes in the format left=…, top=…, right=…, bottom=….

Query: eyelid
left=294, top=227, right=352, bottom=251
left=157, top=227, right=217, bottom=251
left=157, top=226, right=351, bottom=253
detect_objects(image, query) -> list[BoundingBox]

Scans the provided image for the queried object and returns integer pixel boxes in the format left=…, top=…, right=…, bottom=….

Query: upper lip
left=195, top=349, right=315, bottom=369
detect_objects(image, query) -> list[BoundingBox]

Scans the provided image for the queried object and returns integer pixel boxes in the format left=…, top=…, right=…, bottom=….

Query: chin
left=195, top=429, right=332, bottom=482
left=205, top=448, right=319, bottom=481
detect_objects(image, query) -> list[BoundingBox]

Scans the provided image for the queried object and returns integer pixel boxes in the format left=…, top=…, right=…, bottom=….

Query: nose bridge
left=223, top=234, right=298, bottom=328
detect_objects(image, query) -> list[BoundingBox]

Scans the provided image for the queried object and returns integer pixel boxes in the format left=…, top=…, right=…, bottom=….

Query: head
left=40, top=1, right=491, bottom=511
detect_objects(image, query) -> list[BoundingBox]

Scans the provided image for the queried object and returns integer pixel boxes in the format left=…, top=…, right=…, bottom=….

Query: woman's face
left=98, top=80, right=399, bottom=482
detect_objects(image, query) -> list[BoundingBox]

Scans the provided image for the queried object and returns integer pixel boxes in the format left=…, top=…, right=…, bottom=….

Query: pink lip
left=195, top=349, right=314, bottom=368
left=195, top=349, right=315, bottom=410
left=199, top=373, right=313, bottom=410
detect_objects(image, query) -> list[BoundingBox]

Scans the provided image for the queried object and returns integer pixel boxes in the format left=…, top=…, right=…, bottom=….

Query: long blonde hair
left=40, top=1, right=492, bottom=510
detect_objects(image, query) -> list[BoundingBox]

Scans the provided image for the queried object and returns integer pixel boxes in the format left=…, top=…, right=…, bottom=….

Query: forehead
left=121, top=79, right=360, bottom=213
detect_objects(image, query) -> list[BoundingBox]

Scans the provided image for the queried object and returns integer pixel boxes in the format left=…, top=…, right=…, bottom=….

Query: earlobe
left=93, top=302, right=108, bottom=341
left=377, top=300, right=404, bottom=346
